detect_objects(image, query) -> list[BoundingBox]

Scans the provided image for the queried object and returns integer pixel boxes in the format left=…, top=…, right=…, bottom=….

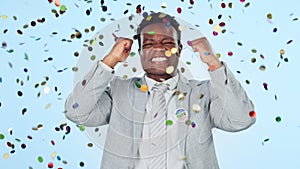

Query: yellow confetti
left=140, top=84, right=148, bottom=92
left=146, top=16, right=152, bottom=21
left=267, top=13, right=273, bottom=19
left=213, top=24, right=221, bottom=33
left=178, top=25, right=186, bottom=31
left=280, top=49, right=285, bottom=55
left=3, top=153, right=9, bottom=159
left=158, top=13, right=166, bottom=18
left=171, top=48, right=177, bottom=54
left=51, top=152, right=57, bottom=159
left=178, top=93, right=185, bottom=100
left=166, top=66, right=174, bottom=74
left=216, top=53, right=221, bottom=58
left=45, top=103, right=51, bottom=109
left=165, top=50, right=172, bottom=57
left=1, top=15, right=8, bottom=19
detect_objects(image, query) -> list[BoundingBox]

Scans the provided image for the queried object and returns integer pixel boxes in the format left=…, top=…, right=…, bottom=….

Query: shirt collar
left=144, top=71, right=179, bottom=91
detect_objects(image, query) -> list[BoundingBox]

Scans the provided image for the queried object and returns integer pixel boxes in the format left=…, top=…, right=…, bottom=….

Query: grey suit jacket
left=65, top=61, right=256, bottom=169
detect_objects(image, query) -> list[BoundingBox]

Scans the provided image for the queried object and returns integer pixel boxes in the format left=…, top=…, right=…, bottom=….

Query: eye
left=142, top=43, right=153, bottom=48
left=162, top=41, right=176, bottom=45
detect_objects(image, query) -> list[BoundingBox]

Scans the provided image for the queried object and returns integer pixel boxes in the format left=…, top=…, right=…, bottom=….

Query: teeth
left=152, top=57, right=167, bottom=62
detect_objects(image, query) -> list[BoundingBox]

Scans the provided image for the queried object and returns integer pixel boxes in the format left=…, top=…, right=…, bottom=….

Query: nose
left=152, top=43, right=167, bottom=51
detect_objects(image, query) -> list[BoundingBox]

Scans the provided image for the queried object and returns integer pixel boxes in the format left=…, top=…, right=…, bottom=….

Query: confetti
left=38, top=156, right=43, bottom=163
left=0, top=134, right=4, bottom=139
left=48, top=162, right=54, bottom=168
left=165, top=50, right=172, bottom=57
left=185, top=119, right=192, bottom=126
left=166, top=66, right=174, bottom=74
left=192, top=104, right=201, bottom=112
left=171, top=47, right=177, bottom=54
left=191, top=121, right=197, bottom=128
left=140, top=84, right=148, bottom=92
left=263, top=82, right=268, bottom=90
left=227, top=51, right=233, bottom=56
left=166, top=120, right=173, bottom=125
left=262, top=138, right=270, bottom=145
left=275, top=116, right=281, bottom=122
left=259, top=65, right=266, bottom=71
left=267, top=13, right=273, bottom=19
left=249, top=111, right=256, bottom=118
left=3, top=153, right=9, bottom=159
left=177, top=7, right=182, bottom=14
left=44, top=86, right=51, bottom=94
left=161, top=2, right=167, bottom=8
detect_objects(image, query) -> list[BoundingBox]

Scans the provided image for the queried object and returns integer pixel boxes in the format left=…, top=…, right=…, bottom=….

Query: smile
left=151, top=57, right=168, bottom=62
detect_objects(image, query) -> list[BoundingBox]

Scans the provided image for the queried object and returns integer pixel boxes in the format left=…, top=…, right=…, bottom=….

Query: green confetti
left=0, top=134, right=4, bottom=139
left=186, top=61, right=191, bottom=65
left=237, top=42, right=243, bottom=46
left=79, top=125, right=85, bottom=131
left=166, top=120, right=173, bottom=125
left=60, top=5, right=67, bottom=11
left=38, top=156, right=43, bottom=163
left=147, top=31, right=155, bottom=35
left=24, top=53, right=29, bottom=60
left=275, top=116, right=281, bottom=122
left=130, top=52, right=136, bottom=57
left=264, top=138, right=270, bottom=142
left=135, top=81, right=141, bottom=88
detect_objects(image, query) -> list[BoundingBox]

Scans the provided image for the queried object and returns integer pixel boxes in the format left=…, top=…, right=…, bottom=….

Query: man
left=64, top=12, right=256, bottom=169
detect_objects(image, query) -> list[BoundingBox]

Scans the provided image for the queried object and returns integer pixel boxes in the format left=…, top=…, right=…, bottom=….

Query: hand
left=191, top=37, right=222, bottom=70
left=102, top=37, right=133, bottom=68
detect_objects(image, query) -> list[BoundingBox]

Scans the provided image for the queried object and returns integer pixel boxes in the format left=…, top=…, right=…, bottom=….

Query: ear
left=177, top=43, right=183, bottom=56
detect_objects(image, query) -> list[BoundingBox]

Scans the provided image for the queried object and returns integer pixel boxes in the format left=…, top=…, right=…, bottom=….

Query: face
left=139, top=23, right=182, bottom=80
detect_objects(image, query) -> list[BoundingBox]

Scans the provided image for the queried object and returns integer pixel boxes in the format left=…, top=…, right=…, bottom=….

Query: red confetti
left=249, top=111, right=256, bottom=118
left=177, top=7, right=182, bottom=14
left=240, top=0, right=245, bottom=2
left=219, top=22, right=226, bottom=27
left=48, top=162, right=54, bottom=168
left=227, top=51, right=233, bottom=56
left=17, top=29, right=23, bottom=35
left=221, top=2, right=226, bottom=8
left=190, top=0, right=194, bottom=5
left=51, top=140, right=55, bottom=146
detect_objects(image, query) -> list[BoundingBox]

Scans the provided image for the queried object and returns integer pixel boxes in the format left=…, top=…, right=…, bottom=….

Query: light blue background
left=1, top=0, right=299, bottom=168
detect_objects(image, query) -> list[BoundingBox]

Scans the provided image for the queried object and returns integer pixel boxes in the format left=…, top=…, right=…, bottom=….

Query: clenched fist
left=191, top=37, right=222, bottom=71
left=102, top=37, right=134, bottom=68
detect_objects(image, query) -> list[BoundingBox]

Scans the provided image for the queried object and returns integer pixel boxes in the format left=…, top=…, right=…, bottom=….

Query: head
left=137, top=12, right=183, bottom=82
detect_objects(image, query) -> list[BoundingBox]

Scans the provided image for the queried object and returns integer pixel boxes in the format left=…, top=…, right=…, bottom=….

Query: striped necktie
left=149, top=83, right=168, bottom=169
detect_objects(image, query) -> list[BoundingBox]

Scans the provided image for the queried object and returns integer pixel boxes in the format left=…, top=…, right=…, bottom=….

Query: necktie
left=149, top=83, right=168, bottom=169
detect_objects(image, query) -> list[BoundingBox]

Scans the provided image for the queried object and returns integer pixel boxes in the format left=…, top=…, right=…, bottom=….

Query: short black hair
left=136, top=12, right=182, bottom=49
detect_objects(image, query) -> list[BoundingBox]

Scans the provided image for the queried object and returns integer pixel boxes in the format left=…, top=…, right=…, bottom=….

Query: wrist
left=102, top=55, right=118, bottom=68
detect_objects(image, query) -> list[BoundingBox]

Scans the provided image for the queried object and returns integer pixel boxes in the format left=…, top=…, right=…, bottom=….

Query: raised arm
left=191, top=37, right=256, bottom=131
left=64, top=37, right=133, bottom=127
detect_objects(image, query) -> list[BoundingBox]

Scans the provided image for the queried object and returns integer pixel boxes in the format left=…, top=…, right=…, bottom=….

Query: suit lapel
left=176, top=72, right=192, bottom=155
left=132, top=75, right=148, bottom=157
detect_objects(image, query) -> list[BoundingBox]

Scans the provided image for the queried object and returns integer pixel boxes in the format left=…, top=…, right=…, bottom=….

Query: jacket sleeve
left=207, top=62, right=256, bottom=132
left=64, top=60, right=115, bottom=127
